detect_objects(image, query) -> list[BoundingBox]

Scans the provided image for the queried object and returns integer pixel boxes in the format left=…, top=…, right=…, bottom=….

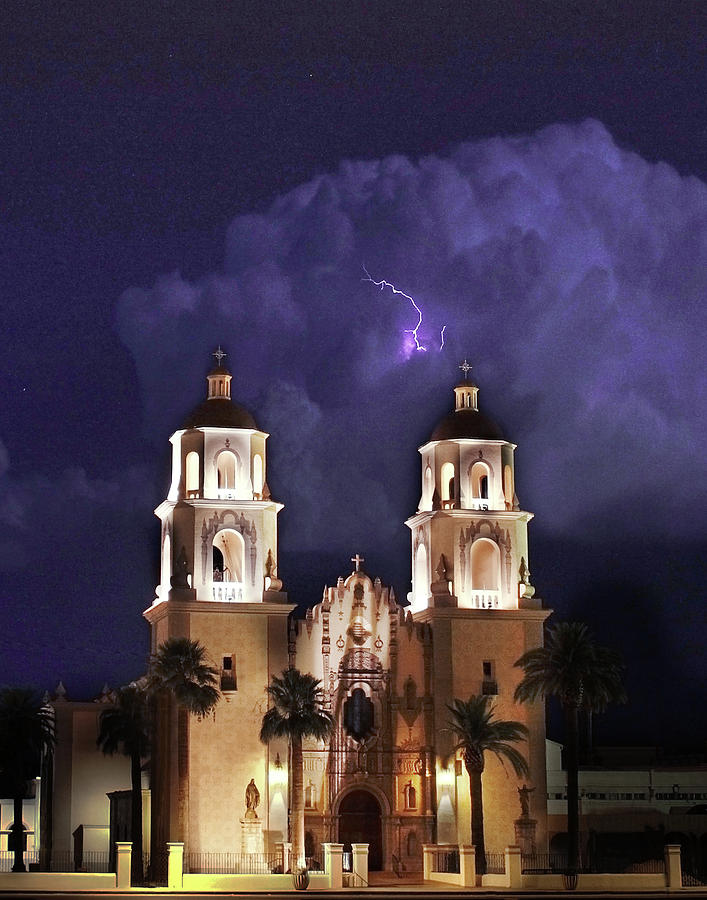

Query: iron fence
left=522, top=852, right=568, bottom=873
left=430, top=848, right=460, bottom=873
left=484, top=850, right=505, bottom=874
left=0, top=850, right=39, bottom=872
left=186, top=851, right=283, bottom=874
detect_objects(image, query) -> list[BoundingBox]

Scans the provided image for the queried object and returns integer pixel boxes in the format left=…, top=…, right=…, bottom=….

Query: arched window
left=404, top=781, right=417, bottom=810
left=440, top=462, right=455, bottom=508
left=344, top=688, right=374, bottom=741
left=422, top=465, right=433, bottom=510
left=185, top=451, right=200, bottom=497
left=213, top=529, right=244, bottom=583
left=405, top=677, right=417, bottom=710
left=253, top=453, right=263, bottom=498
left=160, top=533, right=171, bottom=596
left=217, top=451, right=238, bottom=491
left=406, top=830, right=419, bottom=857
left=414, top=543, right=428, bottom=606
left=470, top=461, right=491, bottom=509
left=503, top=464, right=513, bottom=508
left=470, top=539, right=500, bottom=608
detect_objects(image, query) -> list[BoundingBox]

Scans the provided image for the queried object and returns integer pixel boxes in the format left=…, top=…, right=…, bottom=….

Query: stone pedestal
left=240, top=817, right=264, bottom=855
left=514, top=817, right=537, bottom=854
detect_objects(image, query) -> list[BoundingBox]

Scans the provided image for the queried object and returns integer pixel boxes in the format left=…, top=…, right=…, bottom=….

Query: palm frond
left=515, top=621, right=626, bottom=711
left=445, top=695, right=528, bottom=775
left=260, top=668, right=334, bottom=745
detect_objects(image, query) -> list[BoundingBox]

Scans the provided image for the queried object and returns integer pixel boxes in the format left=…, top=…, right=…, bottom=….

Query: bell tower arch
left=144, top=349, right=293, bottom=861
left=405, top=360, right=551, bottom=853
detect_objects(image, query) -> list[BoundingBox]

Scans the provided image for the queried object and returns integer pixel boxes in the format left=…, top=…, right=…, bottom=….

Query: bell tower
left=144, top=350, right=292, bottom=858
left=406, top=362, right=550, bottom=852
left=152, top=347, right=285, bottom=606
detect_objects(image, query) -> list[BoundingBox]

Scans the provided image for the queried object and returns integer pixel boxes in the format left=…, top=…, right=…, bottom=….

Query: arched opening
left=344, top=688, right=374, bottom=741
left=213, top=529, right=244, bottom=584
left=470, top=461, right=491, bottom=509
left=440, top=462, right=455, bottom=508
left=414, top=543, right=428, bottom=607
left=470, top=539, right=500, bottom=608
left=422, top=465, right=433, bottom=510
left=217, top=450, right=238, bottom=493
left=185, top=451, right=200, bottom=497
left=503, top=464, right=513, bottom=508
left=160, top=533, right=171, bottom=597
left=253, top=453, right=263, bottom=498
left=339, top=790, right=383, bottom=871
left=406, top=830, right=419, bottom=858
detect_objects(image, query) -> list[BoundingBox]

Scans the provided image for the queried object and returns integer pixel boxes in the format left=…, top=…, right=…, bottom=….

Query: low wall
left=425, top=870, right=461, bottom=885
left=522, top=872, right=666, bottom=890
left=0, top=872, right=116, bottom=890
left=183, top=871, right=331, bottom=890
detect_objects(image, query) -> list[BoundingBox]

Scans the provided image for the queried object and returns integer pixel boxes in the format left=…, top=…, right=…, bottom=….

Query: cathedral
left=143, top=353, right=550, bottom=872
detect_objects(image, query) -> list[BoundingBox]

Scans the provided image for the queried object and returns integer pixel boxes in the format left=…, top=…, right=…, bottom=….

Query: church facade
left=144, top=356, right=550, bottom=871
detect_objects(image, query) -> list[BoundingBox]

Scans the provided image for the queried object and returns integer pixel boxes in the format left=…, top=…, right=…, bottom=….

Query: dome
left=430, top=407, right=505, bottom=441
left=183, top=398, right=258, bottom=430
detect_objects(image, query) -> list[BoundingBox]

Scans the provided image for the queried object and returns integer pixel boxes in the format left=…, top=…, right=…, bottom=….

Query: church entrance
left=338, top=789, right=383, bottom=871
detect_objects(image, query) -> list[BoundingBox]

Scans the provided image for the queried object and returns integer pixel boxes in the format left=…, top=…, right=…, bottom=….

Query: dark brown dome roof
left=431, top=408, right=505, bottom=441
left=183, top=398, right=258, bottom=430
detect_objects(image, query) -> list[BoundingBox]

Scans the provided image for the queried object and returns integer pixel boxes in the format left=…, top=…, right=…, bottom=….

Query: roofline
left=418, top=438, right=517, bottom=453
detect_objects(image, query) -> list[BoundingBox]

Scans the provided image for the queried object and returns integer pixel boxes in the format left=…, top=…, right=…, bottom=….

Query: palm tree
left=0, top=688, right=55, bottom=872
left=97, top=682, right=150, bottom=884
left=446, top=694, right=529, bottom=876
left=514, top=621, right=626, bottom=874
left=259, top=668, right=334, bottom=868
left=148, top=638, right=219, bottom=859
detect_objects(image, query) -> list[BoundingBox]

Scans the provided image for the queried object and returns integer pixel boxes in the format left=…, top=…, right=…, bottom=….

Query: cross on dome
left=351, top=553, right=365, bottom=572
left=459, top=359, right=472, bottom=379
left=213, top=346, right=227, bottom=366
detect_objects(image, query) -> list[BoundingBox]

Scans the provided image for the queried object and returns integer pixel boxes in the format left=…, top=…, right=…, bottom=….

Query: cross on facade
left=213, top=346, right=227, bottom=365
left=459, top=359, right=472, bottom=379
left=351, top=553, right=365, bottom=572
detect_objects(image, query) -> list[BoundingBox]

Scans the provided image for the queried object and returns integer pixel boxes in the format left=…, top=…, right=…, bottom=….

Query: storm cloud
left=116, top=120, right=707, bottom=561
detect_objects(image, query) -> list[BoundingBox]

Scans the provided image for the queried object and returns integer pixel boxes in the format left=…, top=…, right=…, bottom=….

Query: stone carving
left=245, top=778, right=260, bottom=819
left=171, top=545, right=190, bottom=588
left=519, top=557, right=535, bottom=598
left=518, top=783, right=534, bottom=818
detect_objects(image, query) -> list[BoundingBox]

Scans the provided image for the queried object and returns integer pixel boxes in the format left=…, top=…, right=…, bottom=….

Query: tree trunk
left=177, top=707, right=189, bottom=860
left=291, top=735, right=305, bottom=868
left=150, top=692, right=169, bottom=882
left=469, top=767, right=486, bottom=876
left=11, top=794, right=25, bottom=872
left=130, top=750, right=144, bottom=885
left=565, top=703, right=580, bottom=873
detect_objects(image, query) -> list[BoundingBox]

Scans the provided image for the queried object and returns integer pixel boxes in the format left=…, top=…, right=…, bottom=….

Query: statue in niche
left=518, top=557, right=535, bottom=599
left=403, top=780, right=417, bottom=809
left=517, top=783, right=535, bottom=818
left=171, top=546, right=190, bottom=588
left=245, top=778, right=260, bottom=819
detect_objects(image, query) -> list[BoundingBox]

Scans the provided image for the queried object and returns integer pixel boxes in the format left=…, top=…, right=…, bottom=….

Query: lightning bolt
left=440, top=324, right=447, bottom=350
left=362, top=265, right=446, bottom=354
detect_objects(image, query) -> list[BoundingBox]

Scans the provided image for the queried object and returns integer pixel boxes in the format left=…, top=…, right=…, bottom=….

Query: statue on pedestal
left=245, top=778, right=260, bottom=819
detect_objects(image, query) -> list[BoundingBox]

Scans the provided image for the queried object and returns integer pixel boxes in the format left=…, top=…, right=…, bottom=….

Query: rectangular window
left=481, top=660, right=498, bottom=695
left=220, top=654, right=237, bottom=691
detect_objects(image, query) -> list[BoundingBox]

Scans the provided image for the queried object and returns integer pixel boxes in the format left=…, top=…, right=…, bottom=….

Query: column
left=352, top=842, right=369, bottom=887
left=665, top=844, right=682, bottom=891
left=115, top=842, right=132, bottom=889
left=422, top=844, right=434, bottom=881
left=459, top=844, right=476, bottom=887
left=167, top=842, right=184, bottom=890
left=505, top=845, right=522, bottom=889
left=322, top=842, right=344, bottom=889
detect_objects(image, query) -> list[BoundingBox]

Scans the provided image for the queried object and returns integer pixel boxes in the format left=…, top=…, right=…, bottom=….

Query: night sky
left=1, top=2, right=705, bottom=747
